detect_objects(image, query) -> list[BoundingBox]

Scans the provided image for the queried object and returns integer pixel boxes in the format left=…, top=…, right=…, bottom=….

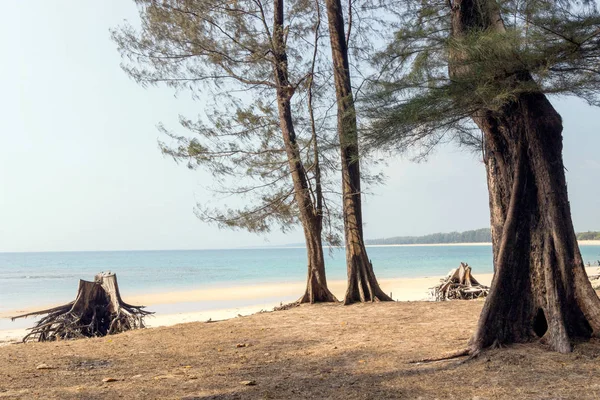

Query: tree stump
left=12, top=272, right=152, bottom=342
left=430, top=263, right=490, bottom=301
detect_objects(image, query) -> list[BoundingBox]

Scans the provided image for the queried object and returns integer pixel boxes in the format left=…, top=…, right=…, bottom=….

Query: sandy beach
left=3, top=299, right=600, bottom=399
left=2, top=261, right=598, bottom=345
left=0, top=272, right=494, bottom=344
left=0, top=267, right=599, bottom=398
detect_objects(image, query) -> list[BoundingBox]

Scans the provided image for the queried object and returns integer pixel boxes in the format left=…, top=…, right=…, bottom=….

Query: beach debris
left=102, top=377, right=119, bottom=383
left=236, top=343, right=249, bottom=348
left=12, top=272, right=153, bottom=342
left=240, top=380, right=257, bottom=386
left=430, top=263, right=490, bottom=301
left=273, top=302, right=300, bottom=311
left=36, top=363, right=55, bottom=370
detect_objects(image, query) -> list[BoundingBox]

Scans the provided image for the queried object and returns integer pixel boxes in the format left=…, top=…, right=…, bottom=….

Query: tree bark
left=449, top=0, right=600, bottom=353
left=273, top=0, right=337, bottom=303
left=12, top=272, right=151, bottom=342
left=324, top=0, right=392, bottom=304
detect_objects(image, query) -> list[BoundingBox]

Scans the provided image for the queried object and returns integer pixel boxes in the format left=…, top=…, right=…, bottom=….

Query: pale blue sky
left=1, top=1, right=598, bottom=252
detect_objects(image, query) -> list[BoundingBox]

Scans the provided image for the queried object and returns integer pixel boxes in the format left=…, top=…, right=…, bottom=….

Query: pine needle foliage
left=112, top=0, right=343, bottom=241
left=363, top=0, right=600, bottom=156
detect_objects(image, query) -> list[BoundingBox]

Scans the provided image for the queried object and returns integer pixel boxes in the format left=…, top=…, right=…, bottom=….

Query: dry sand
left=1, top=264, right=600, bottom=398
left=2, top=300, right=600, bottom=399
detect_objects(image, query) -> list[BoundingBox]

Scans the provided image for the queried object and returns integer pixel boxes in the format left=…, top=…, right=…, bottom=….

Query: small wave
left=0, top=274, right=77, bottom=280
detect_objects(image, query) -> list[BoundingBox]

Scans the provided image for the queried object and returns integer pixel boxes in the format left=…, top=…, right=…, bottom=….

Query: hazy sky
left=1, top=1, right=598, bottom=252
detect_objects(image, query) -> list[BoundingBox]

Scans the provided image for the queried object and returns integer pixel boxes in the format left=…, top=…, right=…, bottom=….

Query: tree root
left=12, top=272, right=152, bottom=342
left=408, top=348, right=471, bottom=364
left=430, top=263, right=490, bottom=301
left=273, top=302, right=302, bottom=311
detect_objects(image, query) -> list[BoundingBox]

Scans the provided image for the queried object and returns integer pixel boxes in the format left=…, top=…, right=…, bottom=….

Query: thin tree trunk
left=324, top=0, right=392, bottom=304
left=273, top=0, right=336, bottom=303
left=449, top=0, right=600, bottom=353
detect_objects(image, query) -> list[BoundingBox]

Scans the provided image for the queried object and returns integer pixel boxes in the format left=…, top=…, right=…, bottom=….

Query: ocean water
left=1, top=245, right=599, bottom=313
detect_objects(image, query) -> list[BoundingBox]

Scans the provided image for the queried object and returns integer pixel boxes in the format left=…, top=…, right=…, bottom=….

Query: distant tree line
left=578, top=232, right=600, bottom=241
left=366, top=228, right=492, bottom=245
left=367, top=229, right=600, bottom=245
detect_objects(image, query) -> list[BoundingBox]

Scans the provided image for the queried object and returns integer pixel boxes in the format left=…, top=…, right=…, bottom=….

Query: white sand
left=579, top=240, right=600, bottom=246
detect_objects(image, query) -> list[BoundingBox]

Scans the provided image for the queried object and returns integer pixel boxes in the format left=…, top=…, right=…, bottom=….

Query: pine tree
left=324, top=0, right=393, bottom=304
left=365, top=0, right=600, bottom=352
left=113, top=0, right=339, bottom=303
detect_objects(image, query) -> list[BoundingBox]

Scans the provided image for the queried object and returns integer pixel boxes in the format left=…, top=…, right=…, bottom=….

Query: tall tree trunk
left=273, top=0, right=337, bottom=303
left=324, top=0, right=392, bottom=304
left=449, top=0, right=600, bottom=353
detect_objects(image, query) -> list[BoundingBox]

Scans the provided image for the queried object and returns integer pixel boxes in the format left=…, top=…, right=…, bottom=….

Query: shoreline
left=0, top=275, right=465, bottom=320
left=2, top=265, right=598, bottom=345
left=0, top=273, right=494, bottom=344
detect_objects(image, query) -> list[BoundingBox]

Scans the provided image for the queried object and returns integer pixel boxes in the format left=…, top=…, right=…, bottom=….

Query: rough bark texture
left=273, top=0, right=336, bottom=304
left=449, top=0, right=600, bottom=353
left=324, top=0, right=392, bottom=304
left=12, top=272, right=151, bottom=342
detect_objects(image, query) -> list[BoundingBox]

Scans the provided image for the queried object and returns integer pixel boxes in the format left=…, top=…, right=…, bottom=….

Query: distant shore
left=370, top=240, right=600, bottom=247
left=292, top=239, right=600, bottom=249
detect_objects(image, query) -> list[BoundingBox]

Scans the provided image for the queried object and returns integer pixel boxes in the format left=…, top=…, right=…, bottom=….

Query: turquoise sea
left=1, top=244, right=599, bottom=315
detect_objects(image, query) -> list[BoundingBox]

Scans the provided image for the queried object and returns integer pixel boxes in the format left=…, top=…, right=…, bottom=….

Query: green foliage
left=368, top=229, right=600, bottom=244
left=363, top=0, right=600, bottom=156
left=577, top=231, right=600, bottom=240
left=366, top=228, right=492, bottom=245
left=113, top=0, right=343, bottom=239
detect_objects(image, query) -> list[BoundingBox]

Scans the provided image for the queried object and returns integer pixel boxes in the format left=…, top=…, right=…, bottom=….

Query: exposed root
left=12, top=272, right=152, bottom=342
left=297, top=287, right=338, bottom=304
left=430, top=263, right=490, bottom=301
left=408, top=348, right=471, bottom=364
left=274, top=302, right=301, bottom=312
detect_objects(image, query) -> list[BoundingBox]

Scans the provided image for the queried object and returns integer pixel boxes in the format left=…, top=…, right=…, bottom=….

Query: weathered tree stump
left=430, top=263, right=490, bottom=301
left=12, top=272, right=152, bottom=342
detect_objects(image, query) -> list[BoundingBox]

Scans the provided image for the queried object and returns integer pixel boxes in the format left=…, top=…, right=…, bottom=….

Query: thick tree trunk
left=324, top=0, right=392, bottom=304
left=273, top=0, right=336, bottom=303
left=449, top=0, right=600, bottom=353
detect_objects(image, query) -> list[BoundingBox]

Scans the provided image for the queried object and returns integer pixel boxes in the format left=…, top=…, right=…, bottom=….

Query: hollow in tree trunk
left=12, top=272, right=152, bottom=342
left=324, top=0, right=392, bottom=304
left=273, top=0, right=336, bottom=303
left=449, top=0, right=600, bottom=353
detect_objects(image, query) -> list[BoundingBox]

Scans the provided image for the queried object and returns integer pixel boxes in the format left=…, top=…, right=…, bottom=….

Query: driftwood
left=430, top=263, right=490, bottom=301
left=12, top=272, right=152, bottom=342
